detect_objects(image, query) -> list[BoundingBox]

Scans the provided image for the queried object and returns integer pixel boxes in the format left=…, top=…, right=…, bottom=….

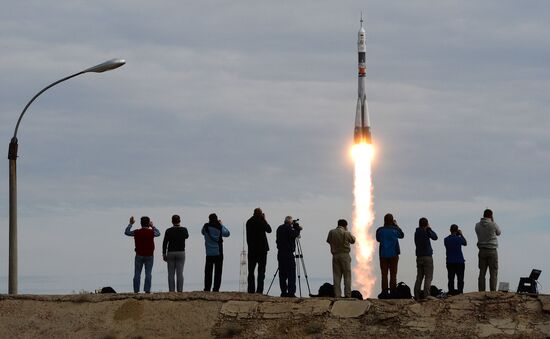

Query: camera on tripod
left=292, top=219, right=302, bottom=230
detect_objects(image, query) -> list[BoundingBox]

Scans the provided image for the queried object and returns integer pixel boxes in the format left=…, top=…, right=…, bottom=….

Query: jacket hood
left=479, top=218, right=493, bottom=226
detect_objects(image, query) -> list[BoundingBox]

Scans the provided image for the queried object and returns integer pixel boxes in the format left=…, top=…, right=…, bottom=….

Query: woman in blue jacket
left=376, top=213, right=404, bottom=297
left=202, top=213, right=230, bottom=292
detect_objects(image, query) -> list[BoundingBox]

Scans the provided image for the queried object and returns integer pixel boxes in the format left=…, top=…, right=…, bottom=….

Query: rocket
left=354, top=15, right=372, bottom=144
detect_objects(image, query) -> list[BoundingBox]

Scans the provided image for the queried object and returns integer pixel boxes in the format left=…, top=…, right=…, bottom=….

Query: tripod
left=267, top=237, right=312, bottom=297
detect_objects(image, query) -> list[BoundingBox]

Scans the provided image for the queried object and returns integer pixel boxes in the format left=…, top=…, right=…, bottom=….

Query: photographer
left=202, top=213, right=230, bottom=292
left=414, top=217, right=438, bottom=300
left=124, top=216, right=161, bottom=293
left=276, top=216, right=302, bottom=297
left=375, top=213, right=404, bottom=298
left=327, top=219, right=356, bottom=298
left=246, top=208, right=272, bottom=294
left=444, top=224, right=467, bottom=295
left=475, top=209, right=501, bottom=292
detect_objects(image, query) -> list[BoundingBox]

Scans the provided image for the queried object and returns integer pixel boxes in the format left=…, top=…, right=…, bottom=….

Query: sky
left=0, top=0, right=549, bottom=295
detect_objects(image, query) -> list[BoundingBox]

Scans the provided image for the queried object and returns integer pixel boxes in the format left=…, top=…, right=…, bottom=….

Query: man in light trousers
left=475, top=209, right=501, bottom=291
left=414, top=217, right=438, bottom=300
left=162, top=214, right=189, bottom=292
left=327, top=219, right=356, bottom=298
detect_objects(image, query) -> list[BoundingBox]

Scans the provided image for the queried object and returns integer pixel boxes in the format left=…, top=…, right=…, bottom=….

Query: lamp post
left=7, top=58, right=125, bottom=294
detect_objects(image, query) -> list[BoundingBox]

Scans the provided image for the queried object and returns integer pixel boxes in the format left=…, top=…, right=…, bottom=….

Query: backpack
left=351, top=290, right=363, bottom=300
left=430, top=285, right=443, bottom=297
left=100, top=286, right=116, bottom=294
left=317, top=283, right=335, bottom=297
left=393, top=282, right=412, bottom=299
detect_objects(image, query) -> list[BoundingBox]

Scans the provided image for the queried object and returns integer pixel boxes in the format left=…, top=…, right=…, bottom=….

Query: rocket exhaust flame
left=352, top=143, right=376, bottom=297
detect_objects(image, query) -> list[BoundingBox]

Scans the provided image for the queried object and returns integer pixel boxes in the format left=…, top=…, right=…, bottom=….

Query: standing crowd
left=375, top=208, right=501, bottom=300
left=124, top=207, right=501, bottom=300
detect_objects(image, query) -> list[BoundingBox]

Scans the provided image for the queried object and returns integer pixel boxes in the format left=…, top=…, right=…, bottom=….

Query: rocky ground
left=0, top=291, right=549, bottom=338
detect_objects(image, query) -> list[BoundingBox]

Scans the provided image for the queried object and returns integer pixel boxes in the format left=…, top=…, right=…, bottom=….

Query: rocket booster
left=354, top=15, right=372, bottom=144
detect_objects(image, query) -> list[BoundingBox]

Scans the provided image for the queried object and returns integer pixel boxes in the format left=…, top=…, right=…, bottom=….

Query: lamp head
left=84, top=58, right=126, bottom=73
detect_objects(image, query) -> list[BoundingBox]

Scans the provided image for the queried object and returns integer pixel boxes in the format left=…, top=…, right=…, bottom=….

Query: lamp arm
left=9, top=70, right=86, bottom=160
left=12, top=70, right=86, bottom=140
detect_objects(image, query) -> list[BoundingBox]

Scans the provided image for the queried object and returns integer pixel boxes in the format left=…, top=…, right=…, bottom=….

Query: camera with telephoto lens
left=292, top=219, right=301, bottom=229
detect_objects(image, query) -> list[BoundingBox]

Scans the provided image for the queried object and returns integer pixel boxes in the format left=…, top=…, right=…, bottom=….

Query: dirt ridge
left=1, top=291, right=549, bottom=338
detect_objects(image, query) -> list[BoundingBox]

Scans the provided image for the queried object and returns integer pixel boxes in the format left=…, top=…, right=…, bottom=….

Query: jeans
left=204, top=255, right=223, bottom=292
left=447, top=262, right=465, bottom=294
left=134, top=255, right=154, bottom=293
left=414, top=256, right=434, bottom=299
left=332, top=253, right=352, bottom=297
left=380, top=256, right=399, bottom=292
left=247, top=251, right=267, bottom=293
left=167, top=251, right=186, bottom=292
left=278, top=252, right=296, bottom=296
left=478, top=248, right=498, bottom=291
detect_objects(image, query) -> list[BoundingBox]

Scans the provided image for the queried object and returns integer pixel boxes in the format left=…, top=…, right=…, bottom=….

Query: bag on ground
left=393, top=282, right=412, bottom=299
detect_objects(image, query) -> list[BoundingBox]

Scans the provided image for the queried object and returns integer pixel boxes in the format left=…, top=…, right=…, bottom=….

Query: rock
left=488, top=318, right=516, bottom=330
left=539, top=295, right=550, bottom=313
left=295, top=299, right=332, bottom=316
left=258, top=299, right=330, bottom=319
left=535, top=321, right=550, bottom=336
left=220, top=301, right=258, bottom=318
left=476, top=323, right=502, bottom=337
left=523, top=299, right=542, bottom=313
left=330, top=300, right=370, bottom=318
left=404, top=318, right=436, bottom=332
left=259, top=301, right=297, bottom=319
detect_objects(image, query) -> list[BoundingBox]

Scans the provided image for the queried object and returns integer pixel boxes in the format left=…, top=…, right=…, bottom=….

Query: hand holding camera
left=292, top=219, right=303, bottom=231
left=393, top=220, right=401, bottom=229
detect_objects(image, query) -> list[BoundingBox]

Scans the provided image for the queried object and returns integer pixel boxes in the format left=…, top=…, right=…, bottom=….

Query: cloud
left=0, top=0, right=549, bottom=294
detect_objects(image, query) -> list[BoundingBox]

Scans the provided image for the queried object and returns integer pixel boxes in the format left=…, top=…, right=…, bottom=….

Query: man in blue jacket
left=444, top=224, right=467, bottom=295
left=414, top=217, right=438, bottom=300
left=376, top=213, right=404, bottom=297
left=202, top=213, right=230, bottom=292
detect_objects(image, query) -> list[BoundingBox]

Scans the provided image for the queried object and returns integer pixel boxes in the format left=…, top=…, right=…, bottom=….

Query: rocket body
left=354, top=18, right=372, bottom=144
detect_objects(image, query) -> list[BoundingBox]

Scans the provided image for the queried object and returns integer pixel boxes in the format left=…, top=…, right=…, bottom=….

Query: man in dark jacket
left=162, top=214, right=189, bottom=292
left=276, top=216, right=302, bottom=297
left=246, top=208, right=272, bottom=294
left=414, top=217, right=438, bottom=300
left=125, top=216, right=161, bottom=293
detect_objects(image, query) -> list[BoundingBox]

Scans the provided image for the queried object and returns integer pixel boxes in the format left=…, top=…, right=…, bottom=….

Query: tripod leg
left=297, top=239, right=313, bottom=296
left=296, top=254, right=302, bottom=297
left=266, top=268, right=279, bottom=295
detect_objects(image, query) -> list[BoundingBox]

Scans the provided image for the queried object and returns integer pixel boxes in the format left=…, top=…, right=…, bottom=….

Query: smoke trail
left=352, top=143, right=376, bottom=297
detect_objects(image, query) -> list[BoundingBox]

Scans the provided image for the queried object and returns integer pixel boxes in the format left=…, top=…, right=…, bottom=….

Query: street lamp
left=7, top=58, right=125, bottom=294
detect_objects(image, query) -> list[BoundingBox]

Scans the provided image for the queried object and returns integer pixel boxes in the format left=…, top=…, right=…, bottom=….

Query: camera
left=292, top=219, right=302, bottom=230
